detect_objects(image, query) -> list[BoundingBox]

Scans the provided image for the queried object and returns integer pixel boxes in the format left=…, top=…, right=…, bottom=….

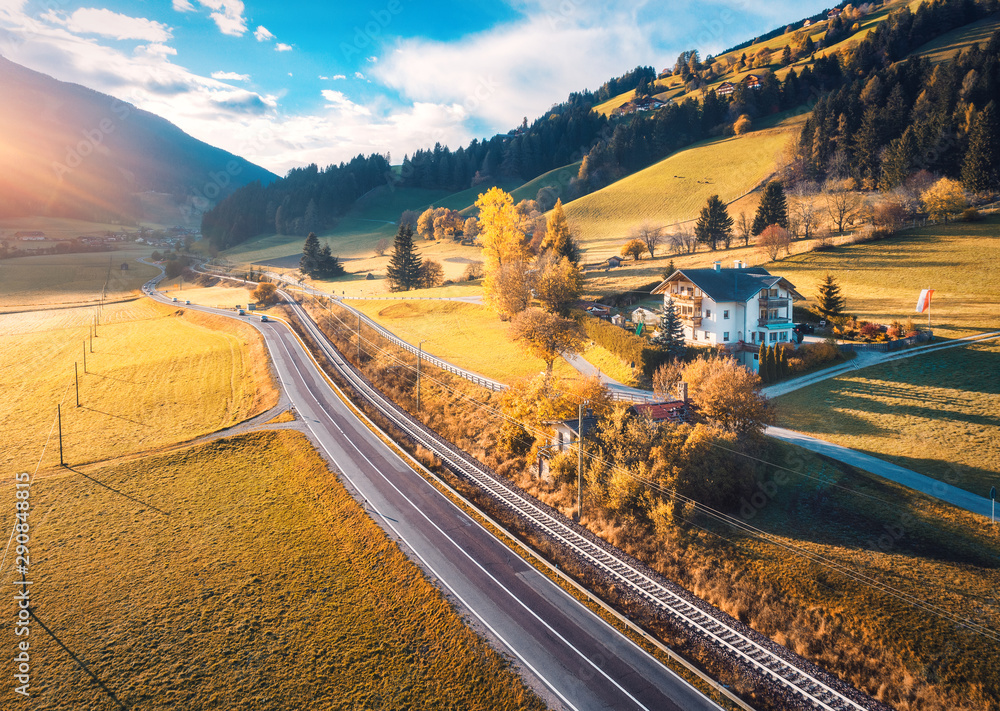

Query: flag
left=916, top=288, right=934, bottom=313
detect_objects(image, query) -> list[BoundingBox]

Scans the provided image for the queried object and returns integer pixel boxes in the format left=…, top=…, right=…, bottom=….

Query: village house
left=743, top=74, right=762, bottom=90
left=651, top=261, right=804, bottom=372
left=716, top=81, right=735, bottom=96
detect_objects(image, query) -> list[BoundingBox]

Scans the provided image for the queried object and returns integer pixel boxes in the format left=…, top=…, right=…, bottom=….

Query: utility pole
left=357, top=313, right=362, bottom=362
left=417, top=340, right=427, bottom=413
left=83, top=341, right=87, bottom=373
left=577, top=402, right=584, bottom=520
left=75, top=363, right=80, bottom=407
left=57, top=405, right=64, bottom=466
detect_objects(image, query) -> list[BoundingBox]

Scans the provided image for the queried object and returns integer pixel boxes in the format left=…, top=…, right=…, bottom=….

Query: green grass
left=761, top=216, right=1000, bottom=340
left=565, top=129, right=793, bottom=260
left=0, top=249, right=159, bottom=311
left=774, top=339, right=1000, bottom=497
left=510, top=162, right=582, bottom=205
left=0, top=430, right=545, bottom=710
left=348, top=299, right=579, bottom=383
left=911, top=12, right=1000, bottom=64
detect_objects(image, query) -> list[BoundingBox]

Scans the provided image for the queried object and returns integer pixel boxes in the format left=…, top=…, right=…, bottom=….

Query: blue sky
left=0, top=0, right=832, bottom=174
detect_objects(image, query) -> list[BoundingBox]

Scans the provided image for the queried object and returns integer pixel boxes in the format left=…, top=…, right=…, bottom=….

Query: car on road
left=238, top=309, right=246, bottom=315
left=185, top=300, right=191, bottom=305
left=260, top=315, right=269, bottom=322
left=793, top=323, right=815, bottom=335
left=172, top=297, right=178, bottom=302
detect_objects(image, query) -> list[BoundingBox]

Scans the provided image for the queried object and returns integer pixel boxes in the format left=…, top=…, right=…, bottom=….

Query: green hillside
left=564, top=128, right=794, bottom=260
left=911, top=12, right=1000, bottom=64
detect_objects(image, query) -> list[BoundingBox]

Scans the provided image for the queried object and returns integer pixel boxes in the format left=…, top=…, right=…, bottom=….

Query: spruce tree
left=777, top=345, right=788, bottom=378
left=817, top=273, right=846, bottom=320
left=300, top=232, right=321, bottom=277
left=650, top=297, right=686, bottom=358
left=757, top=342, right=768, bottom=382
left=962, top=101, right=999, bottom=193
left=766, top=345, right=777, bottom=383
left=317, top=243, right=345, bottom=277
left=385, top=224, right=423, bottom=291
left=751, top=181, right=789, bottom=235
left=695, top=194, right=734, bottom=251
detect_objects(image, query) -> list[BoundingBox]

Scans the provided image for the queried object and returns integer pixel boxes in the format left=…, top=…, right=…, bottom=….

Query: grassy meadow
left=0, top=249, right=159, bottom=312
left=0, top=430, right=544, bottom=710
left=761, top=216, right=1000, bottom=340
left=912, top=12, right=1000, bottom=64
left=565, top=129, right=792, bottom=259
left=774, top=339, right=1000, bottom=496
left=0, top=299, right=277, bottom=473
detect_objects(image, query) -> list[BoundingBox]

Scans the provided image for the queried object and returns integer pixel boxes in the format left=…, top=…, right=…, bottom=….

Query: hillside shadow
left=79, top=405, right=147, bottom=426
left=67, top=465, right=169, bottom=515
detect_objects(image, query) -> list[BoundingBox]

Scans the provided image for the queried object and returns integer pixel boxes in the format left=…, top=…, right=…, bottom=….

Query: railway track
left=282, top=293, right=879, bottom=711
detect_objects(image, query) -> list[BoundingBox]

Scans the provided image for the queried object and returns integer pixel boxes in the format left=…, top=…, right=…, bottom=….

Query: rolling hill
left=0, top=57, right=276, bottom=227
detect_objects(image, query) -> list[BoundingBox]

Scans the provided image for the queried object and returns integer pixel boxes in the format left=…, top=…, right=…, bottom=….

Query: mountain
left=0, top=56, right=276, bottom=227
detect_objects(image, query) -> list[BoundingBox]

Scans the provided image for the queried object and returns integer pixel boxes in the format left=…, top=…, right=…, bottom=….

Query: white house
left=651, top=261, right=804, bottom=372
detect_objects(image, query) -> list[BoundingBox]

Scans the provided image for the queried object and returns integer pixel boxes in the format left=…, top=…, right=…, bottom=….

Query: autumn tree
left=817, top=273, right=846, bottom=319
left=385, top=224, right=423, bottom=292
left=418, top=260, right=444, bottom=289
left=757, top=225, right=791, bottom=261
left=733, top=114, right=752, bottom=135
left=695, top=195, right=733, bottom=250
left=492, top=261, right=533, bottom=321
left=251, top=281, right=279, bottom=306
left=651, top=360, right=684, bottom=400
left=922, top=177, right=968, bottom=223
left=416, top=208, right=436, bottom=239
left=682, top=355, right=773, bottom=436
left=824, top=180, right=861, bottom=234
left=630, top=222, right=664, bottom=258
left=752, top=181, right=789, bottom=235
left=541, top=199, right=580, bottom=264
left=621, top=238, right=647, bottom=261
left=509, top=307, right=585, bottom=382
left=532, top=251, right=582, bottom=316
left=462, top=217, right=480, bottom=241
left=477, top=187, right=528, bottom=316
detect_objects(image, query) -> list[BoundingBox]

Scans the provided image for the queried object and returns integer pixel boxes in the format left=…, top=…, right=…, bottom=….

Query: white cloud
left=321, top=89, right=371, bottom=116
left=211, top=70, right=250, bottom=81
left=172, top=0, right=195, bottom=12
left=354, top=71, right=365, bottom=80
left=275, top=42, right=292, bottom=52
left=253, top=24, right=274, bottom=42
left=366, top=55, right=377, bottom=63
left=43, top=8, right=172, bottom=43
left=136, top=43, right=177, bottom=58
left=332, top=74, right=346, bottom=80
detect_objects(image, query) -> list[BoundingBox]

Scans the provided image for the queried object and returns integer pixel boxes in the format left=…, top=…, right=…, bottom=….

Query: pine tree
left=300, top=232, right=321, bottom=277
left=541, top=199, right=580, bottom=264
left=650, top=297, right=686, bottom=358
left=780, top=45, right=792, bottom=66
left=962, top=101, right=999, bottom=193
left=817, top=273, right=846, bottom=319
left=777, top=346, right=788, bottom=378
left=757, top=342, right=768, bottom=382
left=695, top=194, right=734, bottom=250
left=766, top=345, right=777, bottom=383
left=385, top=224, right=423, bottom=291
left=751, top=181, right=789, bottom=235
left=317, top=243, right=345, bottom=277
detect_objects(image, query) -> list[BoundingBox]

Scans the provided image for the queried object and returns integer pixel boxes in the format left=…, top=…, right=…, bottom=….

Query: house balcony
left=683, top=316, right=703, bottom=327
left=667, top=292, right=702, bottom=309
left=758, top=296, right=790, bottom=309
left=757, top=317, right=792, bottom=327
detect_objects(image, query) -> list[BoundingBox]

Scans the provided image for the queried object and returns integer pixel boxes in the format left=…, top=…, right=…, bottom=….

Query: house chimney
left=676, top=381, right=688, bottom=403
left=713, top=261, right=721, bottom=271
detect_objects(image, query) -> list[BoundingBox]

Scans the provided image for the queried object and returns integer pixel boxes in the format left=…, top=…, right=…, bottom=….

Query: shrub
left=579, top=317, right=670, bottom=378
left=548, top=452, right=577, bottom=485
left=962, top=208, right=982, bottom=222
left=858, top=321, right=882, bottom=341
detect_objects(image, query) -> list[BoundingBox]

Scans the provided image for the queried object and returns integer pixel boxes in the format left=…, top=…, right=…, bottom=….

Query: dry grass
left=774, top=339, right=1000, bottom=496
left=0, top=299, right=278, bottom=472
left=0, top=249, right=160, bottom=312
left=0, top=430, right=544, bottom=710
left=160, top=282, right=256, bottom=309
left=912, top=13, right=1000, bottom=64
left=346, top=298, right=579, bottom=383
left=760, top=216, right=1000, bottom=339
left=565, top=129, right=793, bottom=260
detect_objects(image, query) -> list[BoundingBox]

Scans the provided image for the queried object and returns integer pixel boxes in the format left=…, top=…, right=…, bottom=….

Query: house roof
left=651, top=267, right=804, bottom=303
left=551, top=416, right=600, bottom=437
left=630, top=401, right=686, bottom=421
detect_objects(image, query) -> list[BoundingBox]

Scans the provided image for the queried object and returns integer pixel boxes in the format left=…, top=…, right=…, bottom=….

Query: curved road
left=146, top=282, right=723, bottom=711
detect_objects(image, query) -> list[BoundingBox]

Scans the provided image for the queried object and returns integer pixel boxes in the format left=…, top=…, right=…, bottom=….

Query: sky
left=0, top=0, right=833, bottom=175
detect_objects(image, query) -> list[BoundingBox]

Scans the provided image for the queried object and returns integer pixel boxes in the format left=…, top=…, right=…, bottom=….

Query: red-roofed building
left=629, top=400, right=688, bottom=424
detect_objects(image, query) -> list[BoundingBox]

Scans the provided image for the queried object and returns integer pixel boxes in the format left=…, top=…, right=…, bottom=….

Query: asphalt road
left=149, top=288, right=723, bottom=711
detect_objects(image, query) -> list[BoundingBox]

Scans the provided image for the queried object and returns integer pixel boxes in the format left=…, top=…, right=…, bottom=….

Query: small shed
left=630, top=307, right=660, bottom=327
left=120, top=262, right=129, bottom=270
left=606, top=256, right=622, bottom=269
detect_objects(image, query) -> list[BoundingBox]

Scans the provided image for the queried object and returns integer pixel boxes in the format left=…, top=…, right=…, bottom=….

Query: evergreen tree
left=695, top=194, right=734, bottom=250
left=650, top=297, right=686, bottom=359
left=317, top=243, right=345, bottom=277
left=300, top=232, right=321, bottom=276
left=777, top=346, right=788, bottom=378
left=962, top=101, right=999, bottom=193
left=385, top=224, right=423, bottom=291
left=751, top=181, right=789, bottom=235
left=766, top=345, right=777, bottom=383
left=757, top=342, right=768, bottom=382
left=780, top=45, right=792, bottom=66
left=817, top=273, right=846, bottom=319
left=541, top=199, right=580, bottom=264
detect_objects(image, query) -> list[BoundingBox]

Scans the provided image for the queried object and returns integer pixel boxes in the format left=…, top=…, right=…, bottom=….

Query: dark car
left=793, top=323, right=815, bottom=334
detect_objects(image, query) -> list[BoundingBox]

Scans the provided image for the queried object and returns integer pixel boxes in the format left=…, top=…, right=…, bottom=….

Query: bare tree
left=735, top=211, right=752, bottom=247
left=374, top=238, right=389, bottom=257
left=824, top=180, right=862, bottom=234
left=791, top=186, right=821, bottom=240
left=631, top=221, right=664, bottom=258
left=757, top=225, right=791, bottom=261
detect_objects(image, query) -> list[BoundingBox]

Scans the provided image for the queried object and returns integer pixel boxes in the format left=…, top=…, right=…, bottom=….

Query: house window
left=704, top=331, right=710, bottom=340
left=753, top=352, right=759, bottom=360
left=779, top=331, right=788, bottom=342
left=705, top=309, right=712, bottom=318
left=723, top=310, right=730, bottom=319
left=723, top=332, right=730, bottom=341
left=692, top=330, right=698, bottom=340
left=769, top=332, right=777, bottom=342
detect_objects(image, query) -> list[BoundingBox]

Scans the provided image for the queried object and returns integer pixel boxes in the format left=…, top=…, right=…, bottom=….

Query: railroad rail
left=281, top=292, right=879, bottom=711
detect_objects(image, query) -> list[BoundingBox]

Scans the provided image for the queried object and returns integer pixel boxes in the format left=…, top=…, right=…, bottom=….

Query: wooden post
left=83, top=341, right=87, bottom=373
left=75, top=363, right=79, bottom=407
left=58, top=405, right=64, bottom=466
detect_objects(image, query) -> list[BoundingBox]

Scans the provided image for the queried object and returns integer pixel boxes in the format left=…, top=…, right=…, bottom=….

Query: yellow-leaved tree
left=476, top=187, right=528, bottom=316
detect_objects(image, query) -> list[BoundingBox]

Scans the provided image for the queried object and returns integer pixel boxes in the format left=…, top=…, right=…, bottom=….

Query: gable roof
left=630, top=401, right=687, bottom=421
left=651, top=267, right=804, bottom=303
